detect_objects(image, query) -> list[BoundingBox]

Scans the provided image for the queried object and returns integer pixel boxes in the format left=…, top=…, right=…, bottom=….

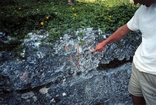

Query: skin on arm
left=91, top=24, right=131, bottom=52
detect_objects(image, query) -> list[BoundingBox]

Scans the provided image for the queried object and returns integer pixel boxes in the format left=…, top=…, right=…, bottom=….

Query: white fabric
left=127, top=4, right=156, bottom=75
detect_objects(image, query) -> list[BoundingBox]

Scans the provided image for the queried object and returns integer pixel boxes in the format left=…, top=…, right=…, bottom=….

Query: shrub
left=0, top=0, right=139, bottom=51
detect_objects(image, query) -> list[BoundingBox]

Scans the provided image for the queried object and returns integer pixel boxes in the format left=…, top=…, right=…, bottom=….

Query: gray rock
left=0, top=28, right=141, bottom=105
left=0, top=63, right=133, bottom=105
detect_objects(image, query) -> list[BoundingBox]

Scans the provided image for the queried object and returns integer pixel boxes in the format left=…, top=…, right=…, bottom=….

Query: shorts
left=128, top=62, right=156, bottom=105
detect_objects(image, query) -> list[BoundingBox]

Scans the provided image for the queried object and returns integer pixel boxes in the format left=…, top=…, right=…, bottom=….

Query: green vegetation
left=0, top=0, right=139, bottom=51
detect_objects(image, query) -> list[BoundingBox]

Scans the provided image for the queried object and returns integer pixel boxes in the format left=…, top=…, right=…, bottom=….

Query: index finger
left=91, top=49, right=97, bottom=52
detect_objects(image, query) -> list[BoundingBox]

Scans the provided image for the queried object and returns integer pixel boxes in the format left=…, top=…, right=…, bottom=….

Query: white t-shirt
left=127, top=3, right=156, bottom=75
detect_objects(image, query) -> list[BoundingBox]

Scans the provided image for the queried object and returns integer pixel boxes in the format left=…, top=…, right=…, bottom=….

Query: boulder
left=0, top=28, right=141, bottom=105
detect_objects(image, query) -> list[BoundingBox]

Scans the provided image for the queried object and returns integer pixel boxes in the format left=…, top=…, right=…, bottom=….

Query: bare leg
left=131, top=94, right=146, bottom=105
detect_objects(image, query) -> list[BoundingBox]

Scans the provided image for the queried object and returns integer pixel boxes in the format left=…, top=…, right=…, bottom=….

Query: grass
left=0, top=0, right=139, bottom=52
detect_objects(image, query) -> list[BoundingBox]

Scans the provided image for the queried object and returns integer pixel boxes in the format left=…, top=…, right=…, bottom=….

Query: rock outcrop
left=0, top=28, right=141, bottom=105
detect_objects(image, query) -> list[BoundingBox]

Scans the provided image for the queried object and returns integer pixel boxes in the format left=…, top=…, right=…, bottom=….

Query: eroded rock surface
left=0, top=28, right=141, bottom=105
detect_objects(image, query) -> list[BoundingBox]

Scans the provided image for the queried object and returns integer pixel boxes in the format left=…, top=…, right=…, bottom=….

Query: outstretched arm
left=92, top=24, right=131, bottom=52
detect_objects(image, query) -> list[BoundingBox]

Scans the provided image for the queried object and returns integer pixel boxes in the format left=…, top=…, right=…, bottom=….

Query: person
left=68, top=0, right=75, bottom=6
left=91, top=0, right=156, bottom=105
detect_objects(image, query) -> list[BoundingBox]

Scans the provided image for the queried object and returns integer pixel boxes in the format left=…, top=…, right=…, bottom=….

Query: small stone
left=39, top=87, right=49, bottom=94
left=21, top=91, right=34, bottom=99
left=62, top=92, right=66, bottom=96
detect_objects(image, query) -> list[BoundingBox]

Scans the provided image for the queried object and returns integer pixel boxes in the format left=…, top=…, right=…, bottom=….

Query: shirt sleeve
left=127, top=7, right=140, bottom=31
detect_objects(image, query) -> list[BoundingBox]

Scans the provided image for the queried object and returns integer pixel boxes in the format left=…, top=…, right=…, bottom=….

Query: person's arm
left=92, top=24, right=131, bottom=52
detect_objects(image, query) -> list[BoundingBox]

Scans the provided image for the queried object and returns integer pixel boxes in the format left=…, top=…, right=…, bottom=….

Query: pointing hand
left=91, top=42, right=105, bottom=52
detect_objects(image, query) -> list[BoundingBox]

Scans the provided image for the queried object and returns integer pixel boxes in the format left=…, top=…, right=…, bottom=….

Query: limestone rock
left=0, top=28, right=141, bottom=105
